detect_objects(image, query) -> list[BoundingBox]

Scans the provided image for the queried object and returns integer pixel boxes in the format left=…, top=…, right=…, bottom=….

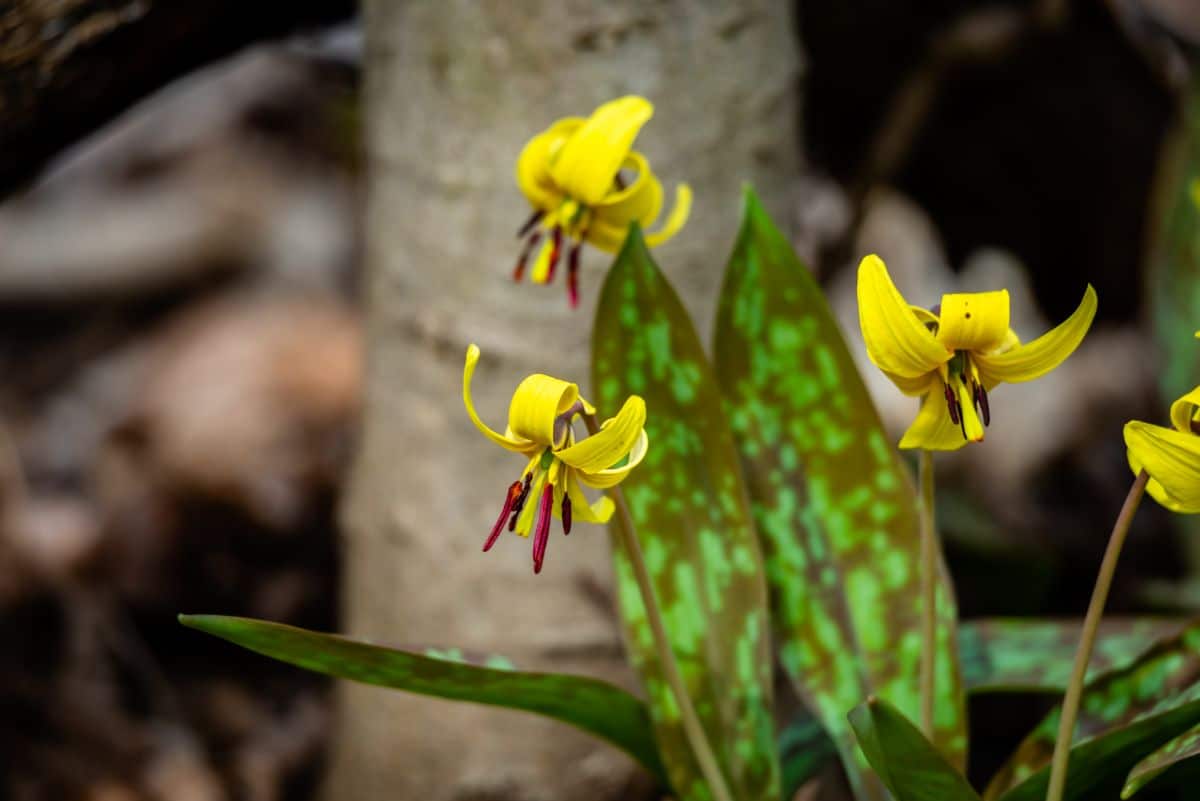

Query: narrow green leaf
left=848, top=697, right=981, bottom=801
left=592, top=226, right=780, bottom=801
left=1123, top=723, right=1200, bottom=797
left=959, top=618, right=1185, bottom=693
left=712, top=186, right=966, bottom=798
left=178, top=614, right=667, bottom=784
left=1149, top=79, right=1200, bottom=401
left=986, top=622, right=1200, bottom=801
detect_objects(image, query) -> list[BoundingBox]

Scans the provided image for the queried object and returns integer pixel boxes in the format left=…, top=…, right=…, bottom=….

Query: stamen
left=562, top=494, right=572, bottom=535
left=975, top=382, right=991, bottom=427
left=507, top=473, right=532, bottom=532
left=517, top=210, right=544, bottom=238
left=553, top=400, right=586, bottom=447
left=531, top=483, right=554, bottom=573
left=943, top=383, right=959, bottom=426
left=567, top=238, right=583, bottom=308
left=513, top=230, right=543, bottom=282
left=484, top=480, right=524, bottom=551
left=545, top=227, right=563, bottom=283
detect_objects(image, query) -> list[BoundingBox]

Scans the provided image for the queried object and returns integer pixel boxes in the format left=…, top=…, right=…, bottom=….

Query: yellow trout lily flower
left=513, top=95, right=692, bottom=308
left=1125, top=383, right=1200, bottom=513
left=857, top=254, right=1097, bottom=451
left=463, top=344, right=648, bottom=572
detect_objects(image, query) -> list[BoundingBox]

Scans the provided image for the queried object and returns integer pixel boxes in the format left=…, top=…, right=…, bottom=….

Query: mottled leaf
left=779, top=715, right=839, bottom=798
left=712, top=186, right=966, bottom=798
left=178, top=615, right=667, bottom=784
left=1149, top=79, right=1200, bottom=401
left=1122, top=723, right=1200, bottom=797
left=592, top=226, right=779, bottom=801
left=960, top=618, right=1185, bottom=693
left=848, top=697, right=981, bottom=801
left=985, top=623, right=1200, bottom=801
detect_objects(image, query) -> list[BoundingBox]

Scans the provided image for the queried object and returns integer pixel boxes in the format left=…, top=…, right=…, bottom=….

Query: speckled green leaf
left=592, top=226, right=779, bottom=801
left=985, top=622, right=1200, bottom=801
left=848, top=697, right=981, bottom=801
left=1123, top=723, right=1200, bottom=797
left=960, top=618, right=1185, bottom=693
left=712, top=187, right=966, bottom=799
left=178, top=615, right=667, bottom=784
left=1150, top=79, right=1200, bottom=401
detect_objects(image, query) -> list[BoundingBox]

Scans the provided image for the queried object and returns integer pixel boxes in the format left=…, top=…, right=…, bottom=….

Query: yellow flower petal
left=558, top=395, right=646, bottom=475
left=463, top=345, right=537, bottom=453
left=936, top=290, right=1010, bottom=352
left=883, top=369, right=937, bottom=397
left=550, top=96, right=653, bottom=205
left=973, top=285, right=1096, bottom=385
left=565, top=472, right=615, bottom=523
left=1125, top=421, right=1200, bottom=513
left=586, top=153, right=664, bottom=251
left=515, top=118, right=581, bottom=211
left=507, top=373, right=581, bottom=447
left=644, top=183, right=692, bottom=247
left=857, top=254, right=952, bottom=379
left=897, top=387, right=979, bottom=451
left=578, top=429, right=649, bottom=489
left=513, top=469, right=549, bottom=536
left=1169, top=386, right=1200, bottom=434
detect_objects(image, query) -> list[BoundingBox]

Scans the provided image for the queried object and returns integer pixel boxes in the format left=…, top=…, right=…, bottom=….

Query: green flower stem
left=919, top=449, right=937, bottom=738
left=584, top=414, right=734, bottom=801
left=1045, top=469, right=1149, bottom=801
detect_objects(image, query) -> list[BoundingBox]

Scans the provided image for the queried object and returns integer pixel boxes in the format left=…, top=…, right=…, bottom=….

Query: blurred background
left=1, top=1, right=1199, bottom=800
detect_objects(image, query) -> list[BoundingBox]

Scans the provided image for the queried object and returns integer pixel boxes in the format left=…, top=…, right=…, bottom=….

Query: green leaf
left=848, top=697, right=981, bottom=801
left=959, top=618, right=1185, bottom=693
left=1123, top=723, right=1200, bottom=797
left=985, top=622, right=1200, bottom=801
left=778, top=715, right=839, bottom=798
left=592, top=226, right=780, bottom=801
left=178, top=615, right=668, bottom=785
left=1149, top=79, right=1200, bottom=401
left=711, top=186, right=966, bottom=799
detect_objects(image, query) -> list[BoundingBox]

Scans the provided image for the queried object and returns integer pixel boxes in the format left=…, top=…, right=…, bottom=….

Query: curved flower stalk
left=1125, top=383, right=1200, bottom=512
left=462, top=344, right=648, bottom=573
left=513, top=95, right=692, bottom=307
left=857, top=254, right=1097, bottom=450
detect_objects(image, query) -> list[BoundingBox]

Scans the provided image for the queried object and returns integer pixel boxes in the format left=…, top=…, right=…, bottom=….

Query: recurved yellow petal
left=936, top=290, right=1010, bottom=352
left=857, top=254, right=951, bottom=378
left=515, top=117, right=581, bottom=211
left=1170, top=386, right=1200, bottom=434
left=882, top=368, right=937, bottom=397
left=577, top=429, right=648, bottom=489
left=587, top=154, right=664, bottom=251
left=644, top=183, right=692, bottom=246
left=565, top=473, right=615, bottom=523
left=508, top=372, right=581, bottom=447
left=550, top=96, right=653, bottom=206
left=463, top=345, right=537, bottom=453
left=898, top=390, right=972, bottom=451
left=1125, top=421, right=1200, bottom=513
left=973, top=285, right=1096, bottom=385
left=558, top=395, right=646, bottom=475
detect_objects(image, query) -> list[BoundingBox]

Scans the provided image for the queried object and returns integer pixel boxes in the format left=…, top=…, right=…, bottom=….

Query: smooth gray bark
left=329, top=3, right=800, bottom=798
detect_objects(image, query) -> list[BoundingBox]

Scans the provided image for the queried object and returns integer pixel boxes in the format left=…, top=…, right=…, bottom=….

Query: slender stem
left=918, top=449, right=937, bottom=738
left=1044, top=470, right=1149, bottom=801
left=584, top=414, right=734, bottom=801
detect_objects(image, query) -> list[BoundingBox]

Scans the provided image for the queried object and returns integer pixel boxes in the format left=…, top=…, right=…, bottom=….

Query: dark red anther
left=975, top=382, right=991, bottom=427
left=561, top=494, right=572, bottom=535
left=943, top=383, right=959, bottom=426
left=485, top=481, right=524, bottom=552
left=513, top=231, right=543, bottom=282
left=566, top=238, right=583, bottom=308
left=517, top=210, right=544, bottom=238
left=531, top=483, right=555, bottom=573
left=545, top=227, right=563, bottom=283
left=507, top=473, right=532, bottom=532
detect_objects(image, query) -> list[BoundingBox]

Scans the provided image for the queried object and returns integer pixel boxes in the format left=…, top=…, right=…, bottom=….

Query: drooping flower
left=513, top=95, right=692, bottom=307
left=463, top=344, right=648, bottom=572
left=857, top=254, right=1097, bottom=451
left=1125, top=382, right=1200, bottom=513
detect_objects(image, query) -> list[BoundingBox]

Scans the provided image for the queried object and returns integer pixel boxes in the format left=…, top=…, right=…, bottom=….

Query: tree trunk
left=327, top=2, right=800, bottom=799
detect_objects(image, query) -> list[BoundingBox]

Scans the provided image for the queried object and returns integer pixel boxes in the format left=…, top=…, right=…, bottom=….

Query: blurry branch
left=0, top=0, right=353, bottom=198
